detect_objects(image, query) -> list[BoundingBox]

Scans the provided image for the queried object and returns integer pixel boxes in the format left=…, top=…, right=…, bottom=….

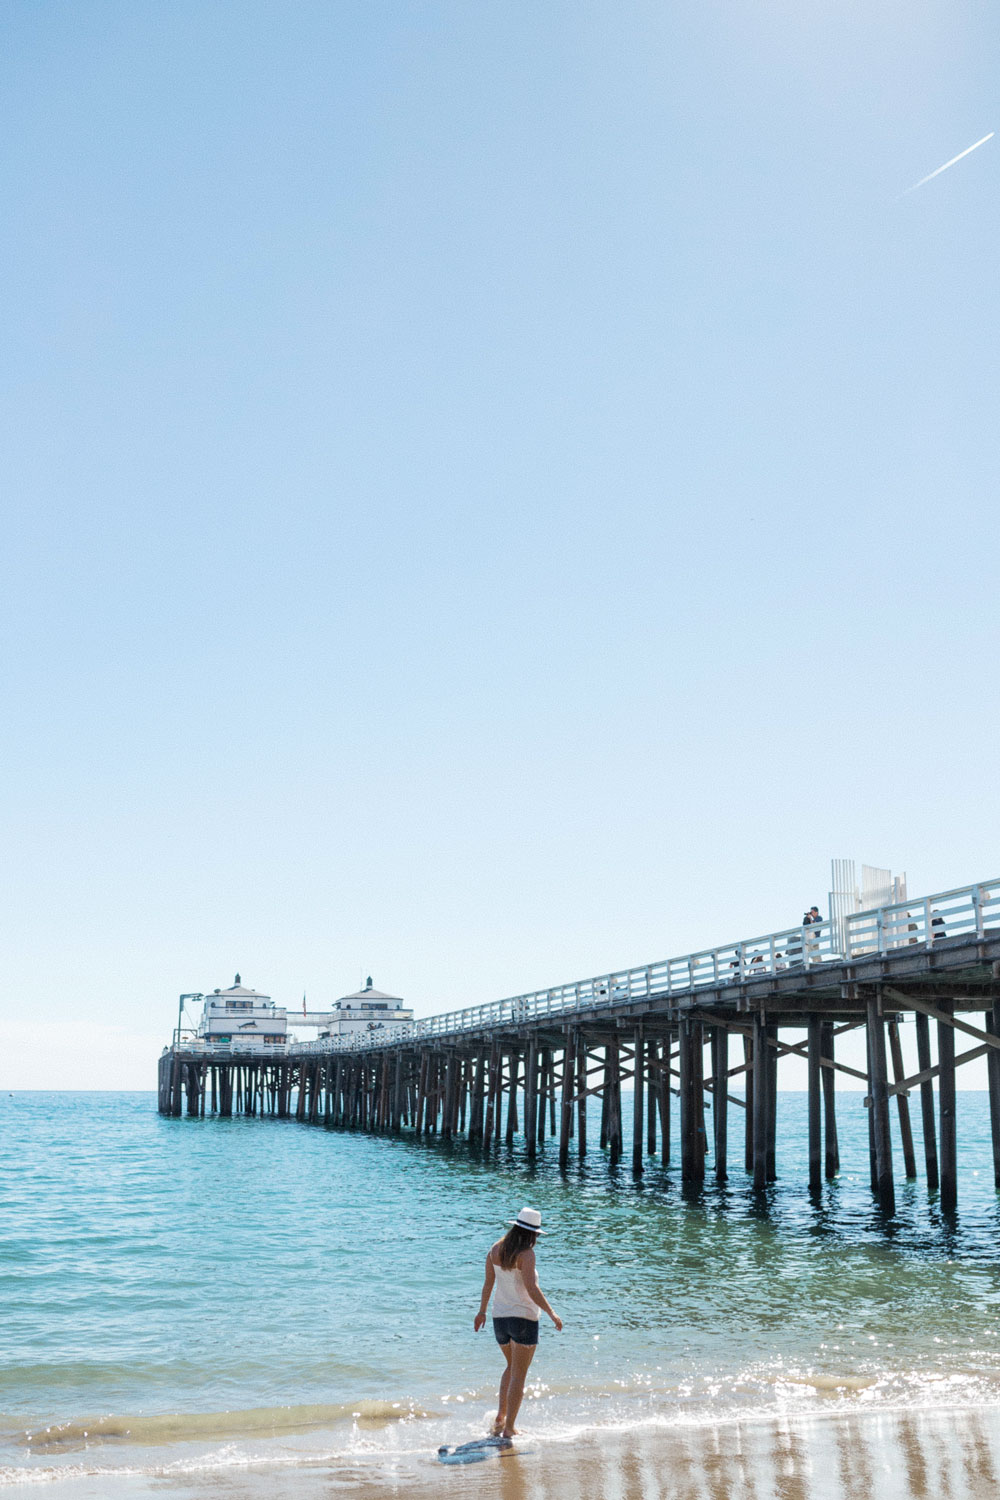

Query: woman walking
left=474, top=1207, right=562, bottom=1438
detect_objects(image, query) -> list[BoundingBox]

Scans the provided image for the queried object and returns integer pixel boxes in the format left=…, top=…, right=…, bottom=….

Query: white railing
left=176, top=878, right=1000, bottom=1057
left=842, top=879, right=1000, bottom=956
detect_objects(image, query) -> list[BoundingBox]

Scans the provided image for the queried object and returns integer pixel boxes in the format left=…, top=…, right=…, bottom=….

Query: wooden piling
left=483, top=1043, right=498, bottom=1146
left=680, top=1018, right=703, bottom=1184
left=506, top=1050, right=519, bottom=1146
left=559, top=1035, right=574, bottom=1168
left=938, top=1002, right=957, bottom=1212
left=820, top=1022, right=839, bottom=1178
left=807, top=1016, right=822, bottom=1192
left=647, top=1038, right=658, bottom=1157
left=712, top=1026, right=728, bottom=1181
left=887, top=1018, right=917, bottom=1179
left=988, top=1000, right=1000, bottom=1191
left=632, top=1028, right=644, bottom=1175
left=577, top=1042, right=587, bottom=1159
left=865, top=1022, right=878, bottom=1193
left=867, top=995, right=895, bottom=1214
left=657, top=1043, right=670, bottom=1166
left=606, top=1040, right=622, bottom=1165
left=694, top=1023, right=707, bottom=1174
left=752, top=1014, right=767, bottom=1190
left=524, top=1040, right=538, bottom=1159
left=744, top=1034, right=754, bottom=1174
left=765, top=1025, right=778, bottom=1181
left=599, top=1050, right=610, bottom=1152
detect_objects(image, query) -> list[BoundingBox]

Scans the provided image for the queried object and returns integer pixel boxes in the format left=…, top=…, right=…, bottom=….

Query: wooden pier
left=159, top=879, right=1000, bottom=1215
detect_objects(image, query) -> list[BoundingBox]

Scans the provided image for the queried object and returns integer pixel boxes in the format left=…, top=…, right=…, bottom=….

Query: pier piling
left=938, top=1003, right=957, bottom=1212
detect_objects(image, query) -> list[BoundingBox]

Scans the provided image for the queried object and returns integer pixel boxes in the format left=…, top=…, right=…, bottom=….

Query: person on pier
left=474, top=1207, right=562, bottom=1439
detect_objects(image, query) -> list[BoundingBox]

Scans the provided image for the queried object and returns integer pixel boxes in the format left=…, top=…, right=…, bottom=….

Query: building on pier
left=317, top=977, right=414, bottom=1041
left=197, top=976, right=288, bottom=1052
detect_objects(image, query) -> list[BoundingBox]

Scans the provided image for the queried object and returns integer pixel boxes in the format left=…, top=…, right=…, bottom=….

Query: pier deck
left=159, top=878, right=1000, bottom=1216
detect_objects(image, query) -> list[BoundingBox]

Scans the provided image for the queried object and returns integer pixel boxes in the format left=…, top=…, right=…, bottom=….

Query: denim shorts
left=493, top=1316, right=539, bottom=1347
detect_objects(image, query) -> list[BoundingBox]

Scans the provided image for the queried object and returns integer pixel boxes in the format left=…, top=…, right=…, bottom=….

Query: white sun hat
left=507, top=1206, right=547, bottom=1234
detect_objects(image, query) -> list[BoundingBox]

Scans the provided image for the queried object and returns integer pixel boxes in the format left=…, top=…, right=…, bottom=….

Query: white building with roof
left=198, top=975, right=288, bottom=1051
left=317, top=977, right=414, bottom=1041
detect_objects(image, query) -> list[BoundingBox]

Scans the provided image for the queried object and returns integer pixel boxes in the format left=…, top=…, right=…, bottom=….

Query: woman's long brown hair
left=497, top=1224, right=538, bottom=1270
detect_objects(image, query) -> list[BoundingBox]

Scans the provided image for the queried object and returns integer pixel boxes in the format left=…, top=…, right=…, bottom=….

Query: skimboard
left=437, top=1435, right=518, bottom=1466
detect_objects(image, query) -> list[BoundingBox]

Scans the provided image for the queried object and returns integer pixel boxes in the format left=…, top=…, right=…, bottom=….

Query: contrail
left=902, top=131, right=994, bottom=195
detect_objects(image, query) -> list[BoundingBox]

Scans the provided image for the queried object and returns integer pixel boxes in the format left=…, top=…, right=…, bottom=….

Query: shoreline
left=6, top=1400, right=1000, bottom=1498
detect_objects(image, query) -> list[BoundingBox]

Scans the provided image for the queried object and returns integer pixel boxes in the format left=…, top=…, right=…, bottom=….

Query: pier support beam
left=938, top=1002, right=957, bottom=1212
left=765, top=1025, right=777, bottom=1182
left=483, top=1044, right=498, bottom=1146
left=808, top=1017, right=822, bottom=1192
left=867, top=996, right=895, bottom=1215
left=607, top=1040, right=622, bottom=1165
left=914, top=1012, right=938, bottom=1191
left=559, top=1035, right=574, bottom=1169
left=680, top=1018, right=704, bottom=1185
left=752, top=1014, right=767, bottom=1190
left=577, top=1042, right=588, bottom=1159
left=506, top=1050, right=519, bottom=1146
left=744, top=1035, right=754, bottom=1175
left=524, top=1040, right=538, bottom=1160
left=821, top=1022, right=839, bottom=1178
left=712, top=1026, right=728, bottom=1181
left=657, top=1043, right=671, bottom=1166
left=647, top=1039, right=658, bottom=1157
left=887, top=1018, right=917, bottom=1180
left=632, top=1028, right=644, bottom=1175
left=987, top=1000, right=1000, bottom=1191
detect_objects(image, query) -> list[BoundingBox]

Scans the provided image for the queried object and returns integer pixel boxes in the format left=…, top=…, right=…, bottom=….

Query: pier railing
left=283, top=877, right=1000, bottom=1055
left=172, top=878, right=1000, bottom=1059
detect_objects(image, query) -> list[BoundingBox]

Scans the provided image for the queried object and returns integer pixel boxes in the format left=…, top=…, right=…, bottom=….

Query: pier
left=159, top=878, right=1000, bottom=1215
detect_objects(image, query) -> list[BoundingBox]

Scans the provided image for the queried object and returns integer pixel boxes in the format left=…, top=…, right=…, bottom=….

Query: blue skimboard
left=437, top=1435, right=518, bottom=1466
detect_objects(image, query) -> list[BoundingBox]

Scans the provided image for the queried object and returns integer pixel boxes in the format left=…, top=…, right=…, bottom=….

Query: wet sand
left=23, top=1405, right=1000, bottom=1500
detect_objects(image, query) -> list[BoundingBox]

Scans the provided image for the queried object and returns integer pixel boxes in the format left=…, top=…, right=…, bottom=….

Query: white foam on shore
left=6, top=1364, right=1000, bottom=1490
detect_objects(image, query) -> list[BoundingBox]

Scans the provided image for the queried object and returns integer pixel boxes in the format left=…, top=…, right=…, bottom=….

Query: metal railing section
left=842, top=879, right=1000, bottom=956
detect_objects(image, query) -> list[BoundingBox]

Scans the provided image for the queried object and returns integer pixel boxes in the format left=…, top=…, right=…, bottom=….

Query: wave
left=12, top=1361, right=1000, bottom=1457
left=17, top=1398, right=429, bottom=1452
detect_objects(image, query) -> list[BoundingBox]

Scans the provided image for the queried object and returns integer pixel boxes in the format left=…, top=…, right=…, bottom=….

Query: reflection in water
left=479, top=1410, right=1000, bottom=1500
left=95, top=1408, right=1000, bottom=1500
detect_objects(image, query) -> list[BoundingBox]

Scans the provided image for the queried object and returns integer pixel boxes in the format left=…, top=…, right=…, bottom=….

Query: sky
left=2, top=1, right=998, bottom=1090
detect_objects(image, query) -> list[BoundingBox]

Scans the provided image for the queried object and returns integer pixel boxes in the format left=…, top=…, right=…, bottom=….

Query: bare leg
left=501, top=1341, right=536, bottom=1438
left=492, top=1342, right=513, bottom=1434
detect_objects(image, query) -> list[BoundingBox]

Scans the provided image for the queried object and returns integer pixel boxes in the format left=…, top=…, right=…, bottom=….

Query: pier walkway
left=159, top=877, right=1000, bottom=1216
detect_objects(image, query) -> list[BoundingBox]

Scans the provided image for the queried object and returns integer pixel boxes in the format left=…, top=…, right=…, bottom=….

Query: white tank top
left=492, top=1257, right=540, bottom=1321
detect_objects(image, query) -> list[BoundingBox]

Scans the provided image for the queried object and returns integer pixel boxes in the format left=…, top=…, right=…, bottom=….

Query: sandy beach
left=13, top=1405, right=999, bottom=1500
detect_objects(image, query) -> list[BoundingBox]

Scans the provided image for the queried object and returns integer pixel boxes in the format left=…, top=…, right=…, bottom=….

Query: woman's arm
left=474, top=1251, right=496, bottom=1331
left=518, top=1249, right=562, bottom=1330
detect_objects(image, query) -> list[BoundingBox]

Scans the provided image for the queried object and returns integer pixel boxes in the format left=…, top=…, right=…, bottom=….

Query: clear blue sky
left=2, top=2, right=997, bottom=1087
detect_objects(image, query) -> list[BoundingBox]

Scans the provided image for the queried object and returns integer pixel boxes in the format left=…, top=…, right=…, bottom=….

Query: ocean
left=4, top=1089, right=1000, bottom=1496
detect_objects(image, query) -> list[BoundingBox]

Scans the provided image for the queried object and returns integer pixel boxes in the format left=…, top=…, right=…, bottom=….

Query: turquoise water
left=4, top=1088, right=1000, bottom=1490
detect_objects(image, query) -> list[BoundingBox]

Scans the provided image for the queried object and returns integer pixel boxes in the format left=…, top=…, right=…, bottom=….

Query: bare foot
left=500, top=1428, right=519, bottom=1439
left=490, top=1419, right=504, bottom=1436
